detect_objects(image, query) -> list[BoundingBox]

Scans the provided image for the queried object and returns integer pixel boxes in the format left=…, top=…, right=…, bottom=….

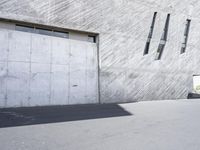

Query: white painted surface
left=0, top=28, right=98, bottom=107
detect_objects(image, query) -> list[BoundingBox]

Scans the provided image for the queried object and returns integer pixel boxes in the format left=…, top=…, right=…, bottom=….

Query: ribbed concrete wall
left=0, top=0, right=200, bottom=103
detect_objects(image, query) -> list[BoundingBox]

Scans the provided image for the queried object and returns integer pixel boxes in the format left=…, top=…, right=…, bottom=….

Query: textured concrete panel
left=101, top=68, right=126, bottom=103
left=0, top=62, right=7, bottom=107
left=7, top=62, right=29, bottom=107
left=52, top=37, right=69, bottom=65
left=69, top=40, right=98, bottom=104
left=85, top=43, right=98, bottom=103
left=86, top=70, right=98, bottom=103
left=0, top=26, right=98, bottom=107
left=31, top=34, right=51, bottom=64
left=69, top=40, right=87, bottom=68
left=69, top=40, right=87, bottom=104
left=51, top=64, right=69, bottom=105
left=8, top=31, right=31, bottom=62
left=0, top=29, right=8, bottom=62
left=30, top=63, right=51, bottom=106
left=86, top=43, right=97, bottom=70
left=69, top=68, right=86, bottom=105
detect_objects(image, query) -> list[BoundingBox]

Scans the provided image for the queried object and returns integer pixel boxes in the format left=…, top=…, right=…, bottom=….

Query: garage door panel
left=0, top=62, right=7, bottom=107
left=70, top=40, right=87, bottom=60
left=70, top=41, right=87, bottom=71
left=70, top=59, right=86, bottom=67
left=30, top=63, right=50, bottom=106
left=51, top=64, right=69, bottom=105
left=69, top=40, right=98, bottom=104
left=52, top=38, right=69, bottom=65
left=86, top=70, right=98, bottom=103
left=85, top=44, right=98, bottom=103
left=69, top=69, right=86, bottom=104
left=31, top=35, right=51, bottom=64
left=8, top=31, right=31, bottom=62
left=86, top=43, right=97, bottom=70
left=0, top=30, right=8, bottom=62
left=7, top=62, right=29, bottom=107
left=0, top=28, right=98, bottom=107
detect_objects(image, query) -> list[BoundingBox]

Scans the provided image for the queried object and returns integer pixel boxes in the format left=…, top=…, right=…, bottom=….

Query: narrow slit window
left=16, top=24, right=69, bottom=39
left=144, top=12, right=157, bottom=55
left=15, top=23, right=96, bottom=41
left=155, top=14, right=170, bottom=60
left=53, top=30, right=69, bottom=38
left=35, top=27, right=53, bottom=36
left=16, top=24, right=34, bottom=33
left=181, top=19, right=191, bottom=54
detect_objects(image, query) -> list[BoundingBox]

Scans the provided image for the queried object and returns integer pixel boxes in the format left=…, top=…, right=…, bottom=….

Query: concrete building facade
left=0, top=0, right=199, bottom=107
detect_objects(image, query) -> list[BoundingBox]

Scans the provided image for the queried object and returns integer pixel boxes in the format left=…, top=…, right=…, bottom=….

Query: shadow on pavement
left=0, top=104, right=132, bottom=128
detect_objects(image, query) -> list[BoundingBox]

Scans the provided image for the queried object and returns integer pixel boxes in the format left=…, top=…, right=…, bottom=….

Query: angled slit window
left=144, top=12, right=157, bottom=55
left=155, top=14, right=170, bottom=60
left=181, top=19, right=191, bottom=54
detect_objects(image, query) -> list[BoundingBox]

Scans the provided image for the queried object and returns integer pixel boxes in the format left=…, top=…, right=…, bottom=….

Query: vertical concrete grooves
left=4, top=31, right=9, bottom=107
left=181, top=19, right=191, bottom=54
left=85, top=42, right=88, bottom=102
left=155, top=14, right=170, bottom=60
left=144, top=12, right=157, bottom=55
left=97, top=35, right=101, bottom=104
left=28, top=33, right=32, bottom=107
left=68, top=40, right=71, bottom=105
left=66, top=40, right=70, bottom=105
left=49, top=37, right=53, bottom=105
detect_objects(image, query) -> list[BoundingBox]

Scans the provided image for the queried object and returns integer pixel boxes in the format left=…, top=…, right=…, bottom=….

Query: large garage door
left=0, top=23, right=99, bottom=108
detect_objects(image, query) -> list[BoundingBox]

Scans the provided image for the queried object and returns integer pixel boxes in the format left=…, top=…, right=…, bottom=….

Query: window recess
left=181, top=19, right=191, bottom=54
left=53, top=30, right=69, bottom=38
left=144, top=12, right=157, bottom=55
left=15, top=24, right=69, bottom=39
left=35, top=27, right=53, bottom=36
left=88, top=35, right=96, bottom=43
left=155, top=14, right=170, bottom=60
left=15, top=24, right=34, bottom=33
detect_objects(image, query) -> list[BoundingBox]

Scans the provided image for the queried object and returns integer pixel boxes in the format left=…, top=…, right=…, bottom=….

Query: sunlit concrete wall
left=0, top=0, right=200, bottom=103
left=0, top=28, right=98, bottom=107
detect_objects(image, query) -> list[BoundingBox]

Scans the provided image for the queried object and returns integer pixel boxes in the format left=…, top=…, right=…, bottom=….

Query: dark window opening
left=181, top=19, right=191, bottom=54
left=53, top=30, right=69, bottom=38
left=155, top=14, right=170, bottom=60
left=35, top=27, right=53, bottom=36
left=16, top=24, right=34, bottom=33
left=16, top=24, right=69, bottom=39
left=88, top=35, right=96, bottom=43
left=144, top=12, right=157, bottom=55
